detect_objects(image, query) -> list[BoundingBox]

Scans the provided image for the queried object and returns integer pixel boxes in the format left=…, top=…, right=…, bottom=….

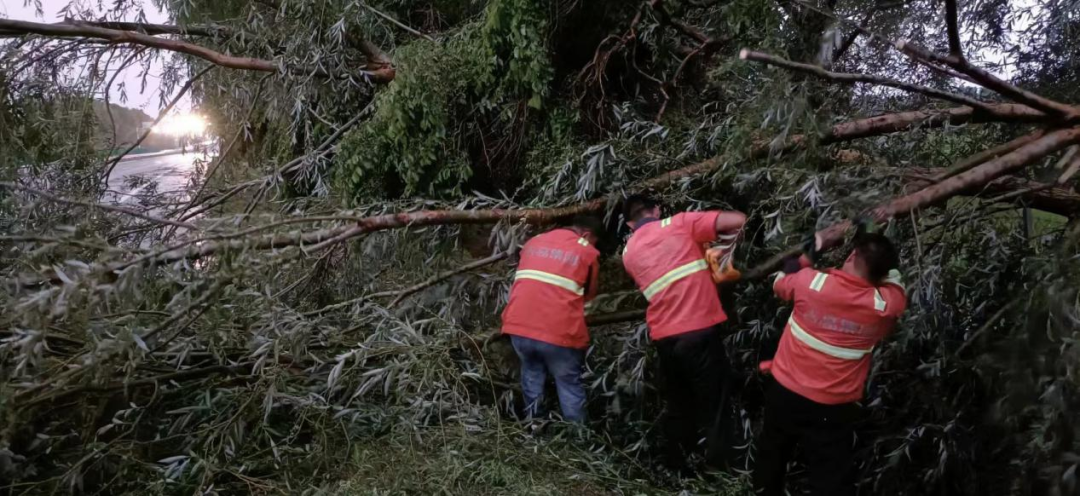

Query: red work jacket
left=501, top=229, right=600, bottom=349
left=768, top=267, right=907, bottom=404
left=622, top=212, right=727, bottom=341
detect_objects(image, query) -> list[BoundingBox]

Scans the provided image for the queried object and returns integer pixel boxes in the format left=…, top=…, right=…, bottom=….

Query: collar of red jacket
left=824, top=267, right=877, bottom=288
left=631, top=217, right=660, bottom=231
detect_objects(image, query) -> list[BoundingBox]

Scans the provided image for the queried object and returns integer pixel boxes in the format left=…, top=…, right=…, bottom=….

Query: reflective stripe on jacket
left=501, top=229, right=600, bottom=349
left=770, top=267, right=907, bottom=404
left=622, top=212, right=727, bottom=340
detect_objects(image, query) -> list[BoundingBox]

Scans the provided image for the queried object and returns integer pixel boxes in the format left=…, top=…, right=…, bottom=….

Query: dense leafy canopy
left=2, top=0, right=1080, bottom=494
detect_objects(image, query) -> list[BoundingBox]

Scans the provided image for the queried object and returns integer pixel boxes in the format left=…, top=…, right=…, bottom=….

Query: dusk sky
left=2, top=0, right=185, bottom=117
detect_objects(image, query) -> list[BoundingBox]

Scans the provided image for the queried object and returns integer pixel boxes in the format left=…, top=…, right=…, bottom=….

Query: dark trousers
left=754, top=380, right=859, bottom=496
left=510, top=336, right=587, bottom=422
left=654, top=326, right=734, bottom=467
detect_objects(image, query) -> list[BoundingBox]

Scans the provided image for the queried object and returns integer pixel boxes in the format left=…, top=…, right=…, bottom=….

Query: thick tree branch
left=21, top=103, right=1042, bottom=286
left=591, top=130, right=1080, bottom=325
left=930, top=129, right=1046, bottom=182
left=740, top=49, right=998, bottom=112
left=907, top=167, right=1080, bottom=216
left=876, top=127, right=1080, bottom=218
left=66, top=20, right=228, bottom=37
left=945, top=0, right=963, bottom=60
left=894, top=40, right=1079, bottom=121
left=0, top=18, right=395, bottom=84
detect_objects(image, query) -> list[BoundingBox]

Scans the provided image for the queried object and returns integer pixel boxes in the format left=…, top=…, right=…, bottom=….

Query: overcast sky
left=2, top=0, right=184, bottom=117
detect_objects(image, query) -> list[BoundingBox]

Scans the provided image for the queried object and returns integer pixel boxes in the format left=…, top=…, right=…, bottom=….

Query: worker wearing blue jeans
left=510, top=335, right=587, bottom=422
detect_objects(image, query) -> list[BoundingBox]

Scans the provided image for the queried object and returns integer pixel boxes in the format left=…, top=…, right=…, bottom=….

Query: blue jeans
left=510, top=336, right=587, bottom=423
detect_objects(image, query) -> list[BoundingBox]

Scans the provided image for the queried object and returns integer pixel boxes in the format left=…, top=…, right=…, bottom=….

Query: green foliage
left=335, top=0, right=556, bottom=203
left=480, top=0, right=554, bottom=109
left=336, top=33, right=482, bottom=200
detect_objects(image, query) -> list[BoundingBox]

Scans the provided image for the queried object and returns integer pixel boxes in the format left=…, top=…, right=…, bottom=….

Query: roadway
left=104, top=149, right=211, bottom=205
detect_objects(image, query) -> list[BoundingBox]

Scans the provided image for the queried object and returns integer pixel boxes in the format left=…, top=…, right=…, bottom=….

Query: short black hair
left=568, top=215, right=604, bottom=235
left=853, top=232, right=899, bottom=283
left=622, top=194, right=660, bottom=222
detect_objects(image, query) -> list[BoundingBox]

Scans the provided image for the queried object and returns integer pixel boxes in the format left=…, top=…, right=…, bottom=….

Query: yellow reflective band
left=514, top=269, right=584, bottom=295
left=883, top=268, right=905, bottom=291
left=873, top=289, right=887, bottom=312
left=642, top=259, right=708, bottom=301
left=809, top=272, right=829, bottom=292
left=788, top=317, right=873, bottom=361
left=577, top=238, right=590, bottom=246
left=660, top=217, right=672, bottom=228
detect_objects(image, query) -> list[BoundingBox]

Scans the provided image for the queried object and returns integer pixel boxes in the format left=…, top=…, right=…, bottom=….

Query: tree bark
left=0, top=19, right=395, bottom=84
left=876, top=128, right=1080, bottom=218
left=905, top=167, right=1080, bottom=216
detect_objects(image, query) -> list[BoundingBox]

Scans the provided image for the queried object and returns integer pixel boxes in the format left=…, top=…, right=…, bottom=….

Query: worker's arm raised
left=773, top=244, right=815, bottom=301
left=685, top=210, right=747, bottom=243
left=714, top=210, right=747, bottom=238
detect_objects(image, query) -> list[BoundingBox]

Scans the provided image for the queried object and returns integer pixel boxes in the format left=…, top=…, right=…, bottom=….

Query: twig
left=740, top=49, right=995, bottom=112
left=791, top=0, right=978, bottom=84
left=656, top=42, right=707, bottom=122
left=388, top=252, right=510, bottom=307
left=0, top=182, right=200, bottom=231
left=830, top=2, right=905, bottom=66
left=360, top=2, right=435, bottom=41
left=103, top=65, right=215, bottom=179
left=0, top=235, right=117, bottom=251
left=142, top=281, right=225, bottom=342
left=21, top=363, right=253, bottom=408
left=956, top=299, right=1019, bottom=355
left=241, top=99, right=376, bottom=212
left=170, top=74, right=271, bottom=229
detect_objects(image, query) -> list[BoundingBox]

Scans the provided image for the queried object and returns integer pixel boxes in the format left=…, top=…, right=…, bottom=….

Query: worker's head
left=844, top=232, right=899, bottom=284
left=567, top=215, right=603, bottom=246
left=622, top=194, right=661, bottom=228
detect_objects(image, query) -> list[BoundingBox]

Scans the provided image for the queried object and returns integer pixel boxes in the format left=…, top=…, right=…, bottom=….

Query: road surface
left=104, top=149, right=212, bottom=205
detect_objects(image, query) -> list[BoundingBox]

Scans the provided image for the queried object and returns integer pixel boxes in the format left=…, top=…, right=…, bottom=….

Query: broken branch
left=0, top=182, right=200, bottom=231
left=739, top=49, right=997, bottom=112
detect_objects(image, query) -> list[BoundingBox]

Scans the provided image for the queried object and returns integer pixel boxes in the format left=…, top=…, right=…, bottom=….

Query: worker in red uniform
left=620, top=194, right=747, bottom=468
left=754, top=228, right=907, bottom=496
left=501, top=216, right=603, bottom=423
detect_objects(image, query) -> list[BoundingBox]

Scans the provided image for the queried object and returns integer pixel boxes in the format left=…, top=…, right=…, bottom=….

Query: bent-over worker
left=620, top=194, right=747, bottom=468
left=501, top=215, right=603, bottom=423
left=754, top=229, right=907, bottom=496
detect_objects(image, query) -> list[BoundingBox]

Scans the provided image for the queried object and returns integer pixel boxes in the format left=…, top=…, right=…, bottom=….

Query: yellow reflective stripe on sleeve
left=514, top=269, right=584, bottom=295
left=882, top=268, right=905, bottom=291
left=873, top=289, right=887, bottom=312
left=788, top=317, right=873, bottom=360
left=577, top=238, right=590, bottom=246
left=642, top=259, right=708, bottom=301
left=809, top=272, right=829, bottom=291
left=660, top=217, right=672, bottom=228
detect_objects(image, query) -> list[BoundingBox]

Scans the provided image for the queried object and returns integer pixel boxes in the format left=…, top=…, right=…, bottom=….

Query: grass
left=330, top=420, right=751, bottom=496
